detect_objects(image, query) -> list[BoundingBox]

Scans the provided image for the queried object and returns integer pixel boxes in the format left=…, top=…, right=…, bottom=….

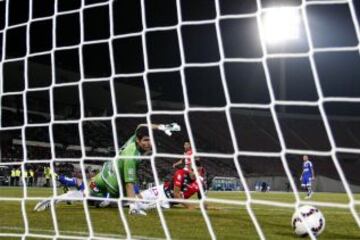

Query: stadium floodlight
left=262, top=7, right=301, bottom=44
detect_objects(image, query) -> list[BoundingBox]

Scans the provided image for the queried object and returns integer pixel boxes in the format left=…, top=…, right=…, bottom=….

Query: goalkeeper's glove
left=158, top=123, right=181, bottom=136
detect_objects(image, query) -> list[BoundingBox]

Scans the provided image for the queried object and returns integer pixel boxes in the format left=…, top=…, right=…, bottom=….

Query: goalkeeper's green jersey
left=94, top=135, right=141, bottom=197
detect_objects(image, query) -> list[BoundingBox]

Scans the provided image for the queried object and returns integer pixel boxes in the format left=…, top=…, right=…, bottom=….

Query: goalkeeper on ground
left=88, top=123, right=180, bottom=214
left=34, top=123, right=180, bottom=215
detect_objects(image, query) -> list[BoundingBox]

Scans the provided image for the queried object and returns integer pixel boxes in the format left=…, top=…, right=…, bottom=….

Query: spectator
left=261, top=182, right=267, bottom=192
left=285, top=182, right=291, bottom=192
left=34, top=167, right=39, bottom=187
left=44, top=167, right=51, bottom=187
left=28, top=169, right=34, bottom=187
left=15, top=168, right=21, bottom=186
left=23, top=169, right=29, bottom=186
left=255, top=181, right=260, bottom=192
left=10, top=168, right=16, bottom=186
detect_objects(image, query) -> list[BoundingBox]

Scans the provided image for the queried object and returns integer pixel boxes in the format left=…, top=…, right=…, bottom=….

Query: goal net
left=1, top=0, right=360, bottom=239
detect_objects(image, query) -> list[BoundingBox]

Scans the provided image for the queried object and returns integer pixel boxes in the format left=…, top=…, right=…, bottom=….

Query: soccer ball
left=291, top=205, right=325, bottom=237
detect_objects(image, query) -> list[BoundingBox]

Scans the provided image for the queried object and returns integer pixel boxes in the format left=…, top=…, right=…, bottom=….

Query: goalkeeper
left=89, top=123, right=180, bottom=214
left=33, top=123, right=180, bottom=214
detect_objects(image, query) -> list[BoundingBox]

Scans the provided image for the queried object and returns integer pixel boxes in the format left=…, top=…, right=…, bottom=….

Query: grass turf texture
left=0, top=187, right=359, bottom=239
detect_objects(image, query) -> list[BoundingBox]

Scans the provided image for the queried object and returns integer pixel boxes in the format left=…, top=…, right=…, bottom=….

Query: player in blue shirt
left=300, top=155, right=315, bottom=199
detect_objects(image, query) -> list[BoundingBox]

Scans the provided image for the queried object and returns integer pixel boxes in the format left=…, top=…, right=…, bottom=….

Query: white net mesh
left=1, top=0, right=360, bottom=239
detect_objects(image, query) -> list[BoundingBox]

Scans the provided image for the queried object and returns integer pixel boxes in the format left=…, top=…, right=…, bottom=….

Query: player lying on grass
left=35, top=158, right=206, bottom=213
left=172, top=141, right=206, bottom=191
left=33, top=172, right=89, bottom=212
left=138, top=158, right=207, bottom=212
left=152, top=167, right=206, bottom=210
left=34, top=123, right=180, bottom=214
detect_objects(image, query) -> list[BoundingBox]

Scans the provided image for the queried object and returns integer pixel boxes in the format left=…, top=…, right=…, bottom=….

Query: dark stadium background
left=0, top=0, right=360, bottom=193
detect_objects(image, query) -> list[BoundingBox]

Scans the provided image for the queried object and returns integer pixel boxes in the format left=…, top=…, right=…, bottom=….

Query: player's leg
left=305, top=177, right=313, bottom=199
left=33, top=199, right=51, bottom=212
left=33, top=190, right=84, bottom=212
left=58, top=175, right=83, bottom=205
left=301, top=176, right=306, bottom=193
left=89, top=173, right=111, bottom=208
left=302, top=176, right=313, bottom=199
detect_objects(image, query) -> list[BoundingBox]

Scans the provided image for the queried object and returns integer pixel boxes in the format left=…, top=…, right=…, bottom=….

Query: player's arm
left=172, top=159, right=184, bottom=168
left=137, top=123, right=162, bottom=130
left=126, top=182, right=136, bottom=198
left=122, top=160, right=137, bottom=199
left=137, top=123, right=181, bottom=136
left=173, top=172, right=195, bottom=209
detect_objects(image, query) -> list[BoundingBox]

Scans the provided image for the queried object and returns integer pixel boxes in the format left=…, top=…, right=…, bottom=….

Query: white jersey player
left=34, top=181, right=170, bottom=212
left=138, top=184, right=170, bottom=210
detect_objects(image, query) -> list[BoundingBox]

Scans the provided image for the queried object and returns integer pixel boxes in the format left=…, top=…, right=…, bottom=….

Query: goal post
left=1, top=0, right=360, bottom=239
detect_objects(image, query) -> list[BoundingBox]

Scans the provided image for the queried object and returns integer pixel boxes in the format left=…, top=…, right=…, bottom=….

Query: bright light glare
left=262, top=8, right=301, bottom=44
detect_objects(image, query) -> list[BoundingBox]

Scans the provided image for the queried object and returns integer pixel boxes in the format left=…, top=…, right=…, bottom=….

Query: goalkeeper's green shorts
left=89, top=173, right=110, bottom=197
left=90, top=159, right=138, bottom=197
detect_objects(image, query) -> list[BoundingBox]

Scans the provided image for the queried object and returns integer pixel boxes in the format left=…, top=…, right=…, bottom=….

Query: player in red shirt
left=166, top=158, right=207, bottom=209
left=172, top=141, right=193, bottom=171
left=135, top=158, right=207, bottom=212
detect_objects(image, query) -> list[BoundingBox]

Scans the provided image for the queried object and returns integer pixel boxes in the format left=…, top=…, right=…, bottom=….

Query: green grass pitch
left=0, top=187, right=359, bottom=239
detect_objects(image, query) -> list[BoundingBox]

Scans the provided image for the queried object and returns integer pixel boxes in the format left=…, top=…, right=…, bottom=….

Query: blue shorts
left=59, top=175, right=85, bottom=191
left=301, top=175, right=312, bottom=187
left=59, top=175, right=77, bottom=187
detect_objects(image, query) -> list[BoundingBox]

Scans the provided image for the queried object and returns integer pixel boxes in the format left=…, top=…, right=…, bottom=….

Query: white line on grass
left=0, top=226, right=167, bottom=240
